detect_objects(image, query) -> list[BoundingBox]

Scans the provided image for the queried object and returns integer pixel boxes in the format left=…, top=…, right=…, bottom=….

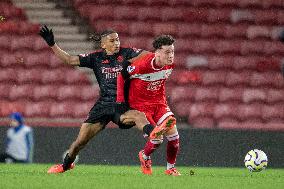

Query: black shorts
left=84, top=101, right=134, bottom=129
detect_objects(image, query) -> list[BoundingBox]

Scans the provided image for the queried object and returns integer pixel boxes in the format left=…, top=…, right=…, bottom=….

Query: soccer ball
left=244, top=149, right=268, bottom=172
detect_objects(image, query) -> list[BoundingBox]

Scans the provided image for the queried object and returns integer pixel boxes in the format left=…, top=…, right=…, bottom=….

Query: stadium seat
left=79, top=85, right=99, bottom=101
left=25, top=101, right=51, bottom=117
left=122, top=36, right=151, bottom=50
left=152, top=23, right=178, bottom=36
left=63, top=69, right=91, bottom=85
left=72, top=101, right=93, bottom=118
left=40, top=69, right=65, bottom=84
left=114, top=6, right=139, bottom=21
left=190, top=116, right=215, bottom=129
left=173, top=101, right=192, bottom=118
left=32, top=85, right=58, bottom=101
left=0, top=101, right=25, bottom=117
left=182, top=8, right=209, bottom=23
left=241, top=40, right=265, bottom=55
left=0, top=68, right=17, bottom=83
left=121, top=0, right=147, bottom=6
left=266, top=89, right=284, bottom=103
left=233, top=56, right=259, bottom=70
left=137, top=7, right=162, bottom=21
left=201, top=24, right=226, bottom=38
left=194, top=87, right=219, bottom=102
left=225, top=71, right=250, bottom=87
left=265, top=121, right=284, bottom=131
left=218, top=87, right=243, bottom=102
left=0, top=35, right=11, bottom=50
left=236, top=103, right=263, bottom=121
left=224, top=24, right=247, bottom=39
left=160, top=7, right=184, bottom=21
left=0, top=84, right=10, bottom=99
left=213, top=103, right=238, bottom=121
left=57, top=85, right=80, bottom=100
left=93, top=20, right=130, bottom=35
left=170, top=86, right=196, bottom=103
left=9, top=84, right=34, bottom=100
left=16, top=68, right=42, bottom=84
left=242, top=88, right=266, bottom=103
left=129, top=22, right=153, bottom=37
left=202, top=70, right=226, bottom=86
left=49, top=102, right=74, bottom=118
left=215, top=40, right=242, bottom=54
left=177, top=23, right=202, bottom=38
left=207, top=55, right=234, bottom=70
left=189, top=102, right=215, bottom=120
left=247, top=26, right=270, bottom=39
left=262, top=104, right=284, bottom=122
left=249, top=72, right=275, bottom=87
left=88, top=5, right=115, bottom=21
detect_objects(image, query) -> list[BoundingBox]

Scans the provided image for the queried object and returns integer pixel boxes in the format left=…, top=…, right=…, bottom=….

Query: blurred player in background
left=0, top=112, right=34, bottom=163
left=39, top=25, right=155, bottom=174
left=118, top=35, right=181, bottom=176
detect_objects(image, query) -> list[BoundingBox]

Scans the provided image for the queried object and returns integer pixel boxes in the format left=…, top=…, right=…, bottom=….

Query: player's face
left=10, top=119, right=19, bottom=127
left=156, top=45, right=174, bottom=66
left=101, top=33, right=120, bottom=55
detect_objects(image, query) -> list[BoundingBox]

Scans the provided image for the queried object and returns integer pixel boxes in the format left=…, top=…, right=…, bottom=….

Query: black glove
left=39, top=25, right=55, bottom=46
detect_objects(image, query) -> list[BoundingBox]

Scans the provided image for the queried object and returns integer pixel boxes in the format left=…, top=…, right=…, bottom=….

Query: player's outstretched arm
left=39, top=25, right=80, bottom=66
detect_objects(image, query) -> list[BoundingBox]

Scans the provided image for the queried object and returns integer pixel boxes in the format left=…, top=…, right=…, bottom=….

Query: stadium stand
left=0, top=0, right=284, bottom=130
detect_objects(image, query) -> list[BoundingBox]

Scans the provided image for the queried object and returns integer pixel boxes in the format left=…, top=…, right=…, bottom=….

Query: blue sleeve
left=25, top=131, right=34, bottom=163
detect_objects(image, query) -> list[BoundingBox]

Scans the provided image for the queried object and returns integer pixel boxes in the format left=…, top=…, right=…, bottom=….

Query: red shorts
left=130, top=103, right=174, bottom=126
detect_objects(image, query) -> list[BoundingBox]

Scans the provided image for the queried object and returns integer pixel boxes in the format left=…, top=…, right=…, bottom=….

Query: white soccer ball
left=244, top=149, right=268, bottom=172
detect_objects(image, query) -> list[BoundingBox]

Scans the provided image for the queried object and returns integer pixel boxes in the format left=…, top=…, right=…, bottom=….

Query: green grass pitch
left=0, top=164, right=283, bottom=189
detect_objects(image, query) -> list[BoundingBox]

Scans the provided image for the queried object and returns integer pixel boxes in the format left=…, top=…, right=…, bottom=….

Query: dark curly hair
left=152, top=35, right=175, bottom=50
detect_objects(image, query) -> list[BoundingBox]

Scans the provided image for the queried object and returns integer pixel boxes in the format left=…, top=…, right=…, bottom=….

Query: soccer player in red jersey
left=118, top=35, right=181, bottom=176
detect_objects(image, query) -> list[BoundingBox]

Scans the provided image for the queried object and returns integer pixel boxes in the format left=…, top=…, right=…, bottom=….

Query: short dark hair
left=152, top=35, right=175, bottom=50
left=89, top=29, right=117, bottom=49
left=90, top=29, right=117, bottom=42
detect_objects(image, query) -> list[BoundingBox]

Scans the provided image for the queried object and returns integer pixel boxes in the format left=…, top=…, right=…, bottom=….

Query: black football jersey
left=78, top=47, right=142, bottom=102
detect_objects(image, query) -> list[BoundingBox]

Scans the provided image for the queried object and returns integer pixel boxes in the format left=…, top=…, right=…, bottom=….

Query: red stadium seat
left=0, top=68, right=17, bottom=83
left=177, top=23, right=202, bottom=38
left=121, top=0, right=147, bottom=5
left=57, top=85, right=80, bottom=100
left=242, top=88, right=266, bottom=103
left=160, top=8, right=184, bottom=22
left=122, top=37, right=152, bottom=49
left=249, top=72, right=275, bottom=87
left=202, top=70, right=226, bottom=86
left=93, top=20, right=130, bottom=35
left=224, top=24, right=247, bottom=39
left=201, top=24, right=226, bottom=38
left=190, top=116, right=215, bottom=129
left=25, top=101, right=51, bottom=117
left=218, top=87, right=243, bottom=102
left=129, top=22, right=153, bottom=37
left=138, top=7, right=162, bottom=21
left=262, top=104, right=284, bottom=122
left=215, top=40, right=242, bottom=54
left=0, top=101, right=25, bottom=117
left=207, top=55, right=234, bottom=70
left=266, top=89, right=284, bottom=103
left=247, top=26, right=270, bottom=39
left=114, top=6, right=139, bottom=20
left=79, top=85, right=100, bottom=101
left=152, top=23, right=178, bottom=36
left=49, top=102, right=73, bottom=118
left=9, top=84, right=33, bottom=100
left=233, top=56, right=259, bottom=70
left=194, top=87, right=219, bottom=102
left=225, top=71, right=251, bottom=87
left=182, top=8, right=209, bottom=23
left=40, top=69, right=65, bottom=84
left=241, top=40, right=265, bottom=55
left=172, top=101, right=192, bottom=118
left=208, top=9, right=231, bottom=23
left=63, top=69, right=91, bottom=84
left=32, top=85, right=58, bottom=101
left=213, top=103, right=238, bottom=121
left=265, top=121, right=284, bottom=131
left=0, top=35, right=11, bottom=50
left=16, top=68, right=42, bottom=84
left=0, top=84, right=10, bottom=99
left=236, top=103, right=263, bottom=121
left=72, top=101, right=93, bottom=118
left=189, top=102, right=215, bottom=120
left=170, top=86, right=196, bottom=103
left=88, top=5, right=115, bottom=21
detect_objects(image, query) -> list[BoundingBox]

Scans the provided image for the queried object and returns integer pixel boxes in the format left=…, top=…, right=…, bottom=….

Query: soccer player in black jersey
left=39, top=25, right=153, bottom=173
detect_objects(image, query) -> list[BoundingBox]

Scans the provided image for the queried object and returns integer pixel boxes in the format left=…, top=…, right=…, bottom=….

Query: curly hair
left=152, top=35, right=175, bottom=50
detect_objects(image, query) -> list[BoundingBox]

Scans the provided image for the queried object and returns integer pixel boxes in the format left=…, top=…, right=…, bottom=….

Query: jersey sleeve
left=78, top=53, right=94, bottom=69
left=124, top=47, right=143, bottom=60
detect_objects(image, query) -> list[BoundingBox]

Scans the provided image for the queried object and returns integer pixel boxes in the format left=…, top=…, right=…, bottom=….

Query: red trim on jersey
left=116, top=73, right=125, bottom=103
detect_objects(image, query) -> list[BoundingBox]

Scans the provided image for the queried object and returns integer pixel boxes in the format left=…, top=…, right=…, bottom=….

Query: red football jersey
left=127, top=52, right=174, bottom=106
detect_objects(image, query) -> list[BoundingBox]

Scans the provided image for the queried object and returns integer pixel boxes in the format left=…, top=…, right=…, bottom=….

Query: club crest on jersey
left=117, top=55, right=124, bottom=63
left=127, top=65, right=136, bottom=73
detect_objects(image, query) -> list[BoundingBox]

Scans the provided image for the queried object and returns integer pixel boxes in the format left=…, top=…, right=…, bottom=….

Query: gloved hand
left=39, top=25, right=55, bottom=46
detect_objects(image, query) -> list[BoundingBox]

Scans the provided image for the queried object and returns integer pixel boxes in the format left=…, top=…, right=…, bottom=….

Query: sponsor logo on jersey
left=127, top=66, right=136, bottom=73
left=102, top=59, right=110, bottom=64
